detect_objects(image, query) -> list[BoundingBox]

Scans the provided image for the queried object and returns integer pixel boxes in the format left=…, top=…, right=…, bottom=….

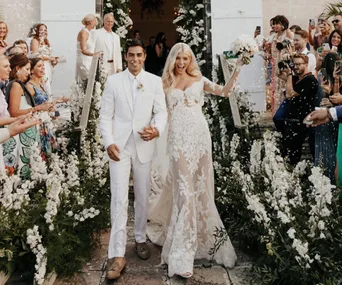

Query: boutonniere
left=137, top=82, right=144, bottom=92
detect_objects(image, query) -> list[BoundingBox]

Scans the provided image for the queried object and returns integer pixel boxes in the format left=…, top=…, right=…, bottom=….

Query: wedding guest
left=4, top=54, right=52, bottom=178
left=145, top=32, right=168, bottom=76
left=281, top=54, right=318, bottom=165
left=7, top=46, right=24, bottom=58
left=30, top=23, right=58, bottom=95
left=270, top=15, right=294, bottom=115
left=26, top=23, right=39, bottom=54
left=332, top=13, right=342, bottom=34
left=0, top=54, right=15, bottom=125
left=290, top=25, right=301, bottom=33
left=92, top=13, right=122, bottom=75
left=133, top=30, right=144, bottom=46
left=76, top=14, right=99, bottom=81
left=0, top=21, right=8, bottom=55
left=145, top=36, right=156, bottom=72
left=13, top=40, right=29, bottom=56
left=308, top=18, right=331, bottom=51
left=148, top=43, right=244, bottom=278
left=26, top=57, right=58, bottom=158
left=316, top=30, right=342, bottom=83
left=0, top=114, right=39, bottom=143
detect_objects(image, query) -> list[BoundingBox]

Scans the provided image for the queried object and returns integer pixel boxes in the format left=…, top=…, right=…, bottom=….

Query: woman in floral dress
left=26, top=57, right=58, bottom=159
left=4, top=54, right=52, bottom=178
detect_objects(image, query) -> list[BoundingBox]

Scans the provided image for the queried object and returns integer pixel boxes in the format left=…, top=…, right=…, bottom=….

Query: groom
left=99, top=38, right=167, bottom=280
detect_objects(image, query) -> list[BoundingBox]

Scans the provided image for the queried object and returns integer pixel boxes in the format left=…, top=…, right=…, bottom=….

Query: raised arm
left=203, top=64, right=242, bottom=97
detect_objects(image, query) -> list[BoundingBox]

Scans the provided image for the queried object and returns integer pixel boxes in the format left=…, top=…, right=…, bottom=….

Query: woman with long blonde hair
left=148, top=42, right=243, bottom=278
left=0, top=21, right=9, bottom=54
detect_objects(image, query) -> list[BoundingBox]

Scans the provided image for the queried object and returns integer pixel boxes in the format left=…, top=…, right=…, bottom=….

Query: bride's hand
left=236, top=57, right=244, bottom=67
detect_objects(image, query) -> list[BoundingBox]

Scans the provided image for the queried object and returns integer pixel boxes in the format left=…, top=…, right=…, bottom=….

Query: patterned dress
left=28, top=82, right=57, bottom=159
left=148, top=77, right=237, bottom=277
left=3, top=80, right=39, bottom=179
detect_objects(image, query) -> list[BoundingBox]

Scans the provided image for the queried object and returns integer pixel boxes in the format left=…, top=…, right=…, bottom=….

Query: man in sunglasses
left=281, top=53, right=319, bottom=165
left=332, top=14, right=342, bottom=33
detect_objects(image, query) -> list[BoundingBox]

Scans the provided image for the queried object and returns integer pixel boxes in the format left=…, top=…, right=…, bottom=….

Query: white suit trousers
left=108, top=133, right=152, bottom=258
left=103, top=62, right=115, bottom=76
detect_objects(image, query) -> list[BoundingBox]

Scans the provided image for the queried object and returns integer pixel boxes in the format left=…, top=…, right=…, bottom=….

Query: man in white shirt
left=92, top=13, right=122, bottom=75
left=99, top=39, right=167, bottom=280
left=293, top=30, right=316, bottom=75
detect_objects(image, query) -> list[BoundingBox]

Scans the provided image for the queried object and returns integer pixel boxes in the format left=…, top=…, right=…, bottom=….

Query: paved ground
left=52, top=202, right=253, bottom=285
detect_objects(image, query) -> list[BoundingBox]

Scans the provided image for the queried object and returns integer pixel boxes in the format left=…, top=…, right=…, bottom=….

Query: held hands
left=107, top=144, right=120, bottom=161
left=138, top=126, right=159, bottom=142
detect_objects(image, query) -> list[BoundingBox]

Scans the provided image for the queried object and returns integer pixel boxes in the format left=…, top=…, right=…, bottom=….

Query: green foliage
left=320, top=1, right=342, bottom=19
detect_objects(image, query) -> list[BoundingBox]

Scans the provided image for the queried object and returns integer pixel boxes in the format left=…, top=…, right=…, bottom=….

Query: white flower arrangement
left=27, top=226, right=47, bottom=285
left=230, top=34, right=259, bottom=64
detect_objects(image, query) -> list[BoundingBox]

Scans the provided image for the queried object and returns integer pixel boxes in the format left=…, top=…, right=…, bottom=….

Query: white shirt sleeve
left=329, top=107, right=338, bottom=121
left=0, top=128, right=10, bottom=143
left=307, top=53, right=317, bottom=74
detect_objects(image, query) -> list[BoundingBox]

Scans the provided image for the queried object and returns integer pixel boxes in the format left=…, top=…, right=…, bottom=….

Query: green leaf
left=20, top=155, right=30, bottom=165
left=2, top=137, right=16, bottom=156
left=19, top=127, right=37, bottom=147
left=19, top=165, right=31, bottom=180
left=22, top=147, right=33, bottom=159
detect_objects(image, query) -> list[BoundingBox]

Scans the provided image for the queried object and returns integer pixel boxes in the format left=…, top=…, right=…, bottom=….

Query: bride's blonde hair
left=162, top=43, right=201, bottom=94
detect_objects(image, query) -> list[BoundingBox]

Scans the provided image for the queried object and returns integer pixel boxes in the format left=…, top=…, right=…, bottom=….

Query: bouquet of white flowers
left=226, top=34, right=259, bottom=65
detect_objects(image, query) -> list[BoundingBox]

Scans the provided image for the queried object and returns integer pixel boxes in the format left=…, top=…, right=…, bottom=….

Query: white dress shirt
left=127, top=69, right=144, bottom=109
left=301, top=48, right=316, bottom=75
left=106, top=31, right=114, bottom=59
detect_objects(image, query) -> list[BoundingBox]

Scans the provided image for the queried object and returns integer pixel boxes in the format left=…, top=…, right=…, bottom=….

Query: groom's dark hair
left=125, top=38, right=145, bottom=53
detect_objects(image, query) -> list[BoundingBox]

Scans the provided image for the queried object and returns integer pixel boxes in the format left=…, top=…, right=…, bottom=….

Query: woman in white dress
left=76, top=14, right=98, bottom=82
left=30, top=23, right=58, bottom=95
left=148, top=43, right=244, bottom=278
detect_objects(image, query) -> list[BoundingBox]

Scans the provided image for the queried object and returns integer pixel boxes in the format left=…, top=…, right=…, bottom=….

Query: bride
left=148, top=43, right=244, bottom=278
left=76, top=14, right=99, bottom=82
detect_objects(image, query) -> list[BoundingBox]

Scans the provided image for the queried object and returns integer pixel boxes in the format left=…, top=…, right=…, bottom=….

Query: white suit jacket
left=92, top=28, right=123, bottom=73
left=99, top=69, right=167, bottom=163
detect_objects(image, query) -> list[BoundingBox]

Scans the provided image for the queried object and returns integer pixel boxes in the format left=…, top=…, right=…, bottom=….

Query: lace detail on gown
left=148, top=77, right=237, bottom=277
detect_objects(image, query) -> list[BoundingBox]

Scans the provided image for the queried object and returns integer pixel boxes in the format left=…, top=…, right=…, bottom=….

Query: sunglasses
left=333, top=20, right=340, bottom=24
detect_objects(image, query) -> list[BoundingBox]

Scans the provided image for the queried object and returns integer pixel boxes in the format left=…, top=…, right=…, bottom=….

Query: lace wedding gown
left=148, top=76, right=237, bottom=277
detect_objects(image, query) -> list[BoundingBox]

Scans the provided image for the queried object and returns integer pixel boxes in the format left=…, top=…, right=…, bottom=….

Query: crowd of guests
left=0, top=20, right=68, bottom=178
left=257, top=14, right=342, bottom=185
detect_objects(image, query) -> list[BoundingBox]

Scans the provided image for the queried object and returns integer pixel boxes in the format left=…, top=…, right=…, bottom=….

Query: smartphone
left=256, top=26, right=261, bottom=31
left=322, top=43, right=330, bottom=51
left=335, top=60, right=342, bottom=75
left=320, top=68, right=327, bottom=81
left=309, top=18, right=315, bottom=27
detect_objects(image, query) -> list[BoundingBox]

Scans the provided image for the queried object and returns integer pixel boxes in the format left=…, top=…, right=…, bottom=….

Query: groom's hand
left=138, top=126, right=159, bottom=141
left=107, top=144, right=120, bottom=161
